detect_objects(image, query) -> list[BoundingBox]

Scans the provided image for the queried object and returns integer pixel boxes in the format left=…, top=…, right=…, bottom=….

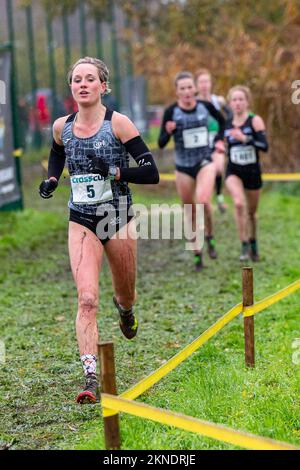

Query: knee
left=197, top=193, right=210, bottom=205
left=234, top=199, right=245, bottom=215
left=78, top=291, right=98, bottom=316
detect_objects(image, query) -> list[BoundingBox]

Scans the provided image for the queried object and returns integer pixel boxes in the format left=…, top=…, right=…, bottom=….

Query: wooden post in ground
left=242, top=267, right=255, bottom=367
left=98, top=341, right=121, bottom=449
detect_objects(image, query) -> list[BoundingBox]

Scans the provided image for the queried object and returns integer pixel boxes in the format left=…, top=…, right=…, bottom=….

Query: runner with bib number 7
left=224, top=85, right=268, bottom=262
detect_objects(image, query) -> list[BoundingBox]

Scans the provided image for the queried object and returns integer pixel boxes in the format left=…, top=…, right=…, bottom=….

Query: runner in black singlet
left=224, top=85, right=268, bottom=262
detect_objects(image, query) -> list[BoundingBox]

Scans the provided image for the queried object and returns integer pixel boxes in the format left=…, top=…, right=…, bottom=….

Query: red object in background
left=64, top=96, right=78, bottom=114
left=36, top=94, right=50, bottom=126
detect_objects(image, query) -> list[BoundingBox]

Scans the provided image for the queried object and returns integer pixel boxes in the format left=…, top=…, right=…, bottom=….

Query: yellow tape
left=103, top=303, right=242, bottom=417
left=262, top=173, right=300, bottom=181
left=159, top=173, right=300, bottom=182
left=13, top=148, right=23, bottom=157
left=102, top=394, right=299, bottom=450
left=41, top=164, right=300, bottom=183
left=42, top=159, right=68, bottom=177
left=244, top=279, right=300, bottom=317
left=160, top=173, right=176, bottom=181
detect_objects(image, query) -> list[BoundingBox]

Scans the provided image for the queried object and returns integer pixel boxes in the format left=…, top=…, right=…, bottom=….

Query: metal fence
left=2, top=0, right=145, bottom=150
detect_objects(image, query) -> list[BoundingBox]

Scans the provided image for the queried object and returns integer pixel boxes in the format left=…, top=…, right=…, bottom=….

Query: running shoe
left=113, top=296, right=138, bottom=340
left=240, top=242, right=250, bottom=262
left=206, top=236, right=218, bottom=259
left=194, top=253, right=205, bottom=272
left=76, top=373, right=99, bottom=404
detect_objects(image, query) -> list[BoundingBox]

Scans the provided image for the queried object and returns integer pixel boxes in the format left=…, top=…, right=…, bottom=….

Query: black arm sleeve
left=120, top=136, right=159, bottom=184
left=47, top=140, right=66, bottom=181
left=251, top=130, right=269, bottom=152
left=158, top=104, right=175, bottom=149
left=200, top=100, right=226, bottom=141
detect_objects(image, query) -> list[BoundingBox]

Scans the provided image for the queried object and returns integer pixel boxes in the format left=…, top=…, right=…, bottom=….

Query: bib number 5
left=86, top=185, right=95, bottom=199
left=71, top=174, right=113, bottom=204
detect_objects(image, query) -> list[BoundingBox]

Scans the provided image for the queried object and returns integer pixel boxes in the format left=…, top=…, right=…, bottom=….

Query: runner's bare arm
left=53, top=116, right=69, bottom=145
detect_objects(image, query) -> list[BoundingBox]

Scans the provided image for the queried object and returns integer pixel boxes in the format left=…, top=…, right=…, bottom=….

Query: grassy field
left=0, top=159, right=299, bottom=450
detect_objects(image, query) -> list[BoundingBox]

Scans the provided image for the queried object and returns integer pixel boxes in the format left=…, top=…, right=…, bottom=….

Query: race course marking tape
left=159, top=173, right=300, bottom=182
left=103, top=303, right=243, bottom=417
left=244, top=279, right=300, bottom=317
left=41, top=163, right=300, bottom=183
left=101, top=394, right=299, bottom=450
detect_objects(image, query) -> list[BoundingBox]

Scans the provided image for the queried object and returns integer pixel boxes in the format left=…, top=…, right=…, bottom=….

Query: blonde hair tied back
left=67, top=57, right=111, bottom=95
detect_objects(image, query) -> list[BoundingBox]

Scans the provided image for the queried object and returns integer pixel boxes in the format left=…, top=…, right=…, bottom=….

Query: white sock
left=80, top=354, right=97, bottom=376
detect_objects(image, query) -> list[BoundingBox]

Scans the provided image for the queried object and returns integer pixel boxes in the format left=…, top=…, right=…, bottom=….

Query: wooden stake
left=243, top=267, right=255, bottom=367
left=98, top=341, right=121, bottom=449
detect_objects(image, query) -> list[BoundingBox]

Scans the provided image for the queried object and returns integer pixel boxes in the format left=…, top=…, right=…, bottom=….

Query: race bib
left=230, top=145, right=257, bottom=165
left=71, top=174, right=113, bottom=204
left=183, top=127, right=208, bottom=149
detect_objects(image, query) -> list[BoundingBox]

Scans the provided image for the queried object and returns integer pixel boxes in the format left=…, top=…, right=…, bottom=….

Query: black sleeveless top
left=61, top=108, right=132, bottom=215
left=224, top=115, right=260, bottom=170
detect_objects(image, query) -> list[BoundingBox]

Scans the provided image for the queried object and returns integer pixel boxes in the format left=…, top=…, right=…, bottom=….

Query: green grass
left=0, top=158, right=300, bottom=450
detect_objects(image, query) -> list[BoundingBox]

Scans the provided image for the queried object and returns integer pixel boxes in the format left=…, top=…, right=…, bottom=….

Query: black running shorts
left=69, top=205, right=134, bottom=245
left=175, top=158, right=213, bottom=179
left=225, top=164, right=262, bottom=190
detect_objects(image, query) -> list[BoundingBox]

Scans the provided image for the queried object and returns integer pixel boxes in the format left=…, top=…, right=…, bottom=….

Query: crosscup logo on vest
left=93, top=140, right=106, bottom=149
left=71, top=174, right=103, bottom=184
left=0, top=80, right=5, bottom=104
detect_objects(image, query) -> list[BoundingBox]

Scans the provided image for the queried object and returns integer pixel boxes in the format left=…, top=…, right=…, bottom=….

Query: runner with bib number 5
left=38, top=57, right=159, bottom=404
left=224, top=85, right=268, bottom=262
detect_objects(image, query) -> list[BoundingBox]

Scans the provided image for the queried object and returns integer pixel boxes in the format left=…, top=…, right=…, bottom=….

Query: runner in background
left=224, top=85, right=268, bottom=261
left=195, top=69, right=231, bottom=213
left=158, top=71, right=225, bottom=271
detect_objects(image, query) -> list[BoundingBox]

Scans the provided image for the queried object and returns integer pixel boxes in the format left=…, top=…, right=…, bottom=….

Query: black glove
left=87, top=154, right=109, bottom=177
left=39, top=178, right=58, bottom=199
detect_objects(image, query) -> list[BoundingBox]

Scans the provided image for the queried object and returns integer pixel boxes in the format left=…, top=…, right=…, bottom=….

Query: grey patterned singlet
left=61, top=108, right=132, bottom=215
left=171, top=101, right=212, bottom=167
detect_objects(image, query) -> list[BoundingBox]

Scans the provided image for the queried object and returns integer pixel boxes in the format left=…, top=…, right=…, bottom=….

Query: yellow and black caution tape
left=103, top=303, right=242, bottom=417
left=243, top=279, right=300, bottom=317
left=159, top=172, right=300, bottom=182
left=101, top=394, right=299, bottom=450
